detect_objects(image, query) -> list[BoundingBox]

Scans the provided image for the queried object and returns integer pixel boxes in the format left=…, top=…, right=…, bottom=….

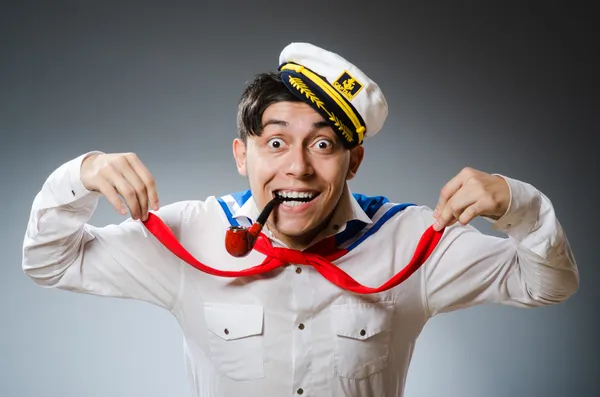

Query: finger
left=95, top=177, right=128, bottom=215
left=457, top=203, right=481, bottom=226
left=119, top=164, right=150, bottom=221
left=434, top=173, right=465, bottom=219
left=126, top=154, right=159, bottom=211
left=103, top=165, right=142, bottom=220
left=435, top=188, right=476, bottom=231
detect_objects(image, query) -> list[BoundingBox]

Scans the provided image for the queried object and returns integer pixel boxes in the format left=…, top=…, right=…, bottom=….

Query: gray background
left=1, top=1, right=597, bottom=396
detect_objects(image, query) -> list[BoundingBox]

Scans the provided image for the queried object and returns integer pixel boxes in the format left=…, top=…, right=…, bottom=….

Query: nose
left=285, top=145, right=314, bottom=178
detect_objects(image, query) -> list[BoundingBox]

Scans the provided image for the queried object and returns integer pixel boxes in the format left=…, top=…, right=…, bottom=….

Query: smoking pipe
left=225, top=196, right=280, bottom=257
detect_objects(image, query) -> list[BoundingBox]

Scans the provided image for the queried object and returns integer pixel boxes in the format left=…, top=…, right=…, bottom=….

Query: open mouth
left=274, top=190, right=320, bottom=207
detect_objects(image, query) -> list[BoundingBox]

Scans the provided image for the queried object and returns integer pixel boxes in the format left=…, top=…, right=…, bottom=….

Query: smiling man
left=22, top=42, right=579, bottom=397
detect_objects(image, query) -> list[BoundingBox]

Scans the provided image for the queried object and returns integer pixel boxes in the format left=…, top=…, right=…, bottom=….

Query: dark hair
left=236, top=72, right=302, bottom=142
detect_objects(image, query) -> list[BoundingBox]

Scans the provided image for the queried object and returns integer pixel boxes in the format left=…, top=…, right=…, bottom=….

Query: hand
left=433, top=167, right=510, bottom=231
left=80, top=152, right=159, bottom=221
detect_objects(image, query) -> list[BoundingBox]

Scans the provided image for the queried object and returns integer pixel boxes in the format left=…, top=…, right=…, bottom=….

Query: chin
left=274, top=220, right=319, bottom=239
left=276, top=225, right=310, bottom=238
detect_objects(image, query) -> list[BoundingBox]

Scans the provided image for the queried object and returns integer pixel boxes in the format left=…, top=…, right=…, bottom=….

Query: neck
left=266, top=212, right=334, bottom=251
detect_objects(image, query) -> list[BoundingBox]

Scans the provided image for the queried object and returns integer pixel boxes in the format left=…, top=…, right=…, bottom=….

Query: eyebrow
left=262, top=119, right=330, bottom=130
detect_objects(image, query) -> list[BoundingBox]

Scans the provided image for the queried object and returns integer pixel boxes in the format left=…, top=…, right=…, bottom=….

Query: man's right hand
left=80, top=152, right=159, bottom=221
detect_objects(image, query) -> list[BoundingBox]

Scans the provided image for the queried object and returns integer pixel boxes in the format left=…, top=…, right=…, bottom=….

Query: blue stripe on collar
left=217, top=198, right=239, bottom=226
left=339, top=202, right=415, bottom=251
left=335, top=194, right=415, bottom=250
left=334, top=193, right=388, bottom=246
left=217, top=190, right=253, bottom=227
left=230, top=189, right=253, bottom=208
left=352, top=193, right=390, bottom=217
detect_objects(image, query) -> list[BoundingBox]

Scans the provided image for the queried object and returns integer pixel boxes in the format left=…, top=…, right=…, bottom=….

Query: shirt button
left=298, top=323, right=305, bottom=330
left=224, top=328, right=229, bottom=335
left=360, top=329, right=366, bottom=336
left=295, top=267, right=302, bottom=274
left=297, top=388, right=304, bottom=395
left=71, top=190, right=75, bottom=196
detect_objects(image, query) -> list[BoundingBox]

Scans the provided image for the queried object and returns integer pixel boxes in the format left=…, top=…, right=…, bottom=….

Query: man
left=22, top=42, right=579, bottom=397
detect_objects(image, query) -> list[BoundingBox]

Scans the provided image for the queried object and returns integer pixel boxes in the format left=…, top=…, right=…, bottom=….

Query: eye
left=267, top=138, right=285, bottom=149
left=313, top=139, right=333, bottom=150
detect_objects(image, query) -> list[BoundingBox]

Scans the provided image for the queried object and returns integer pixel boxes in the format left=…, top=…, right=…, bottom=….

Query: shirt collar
left=233, top=185, right=372, bottom=246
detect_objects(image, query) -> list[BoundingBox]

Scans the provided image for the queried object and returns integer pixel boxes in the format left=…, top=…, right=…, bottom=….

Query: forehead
left=262, top=101, right=326, bottom=126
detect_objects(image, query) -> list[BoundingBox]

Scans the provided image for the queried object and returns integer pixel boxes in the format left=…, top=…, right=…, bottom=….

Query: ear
left=232, top=138, right=247, bottom=176
left=346, top=145, right=364, bottom=180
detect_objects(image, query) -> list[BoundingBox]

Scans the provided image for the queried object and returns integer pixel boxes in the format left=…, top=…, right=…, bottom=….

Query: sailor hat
left=278, top=42, right=388, bottom=148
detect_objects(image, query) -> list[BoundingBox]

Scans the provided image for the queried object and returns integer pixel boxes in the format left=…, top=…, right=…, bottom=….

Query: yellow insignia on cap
left=333, top=70, right=364, bottom=101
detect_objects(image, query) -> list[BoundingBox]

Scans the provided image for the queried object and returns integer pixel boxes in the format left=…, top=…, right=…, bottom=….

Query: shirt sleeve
left=21, top=152, right=186, bottom=311
left=422, top=175, right=579, bottom=317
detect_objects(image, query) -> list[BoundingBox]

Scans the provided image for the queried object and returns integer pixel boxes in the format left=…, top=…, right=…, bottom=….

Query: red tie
left=142, top=213, right=444, bottom=294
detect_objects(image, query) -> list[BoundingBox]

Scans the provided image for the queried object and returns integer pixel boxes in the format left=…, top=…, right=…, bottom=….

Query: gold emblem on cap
left=333, top=70, right=364, bottom=101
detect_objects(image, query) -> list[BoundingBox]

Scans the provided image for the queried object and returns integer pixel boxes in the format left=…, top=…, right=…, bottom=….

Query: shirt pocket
left=330, top=301, right=394, bottom=379
left=203, top=302, right=265, bottom=380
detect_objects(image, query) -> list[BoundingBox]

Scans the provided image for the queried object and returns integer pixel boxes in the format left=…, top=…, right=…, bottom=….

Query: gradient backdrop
left=1, top=2, right=598, bottom=397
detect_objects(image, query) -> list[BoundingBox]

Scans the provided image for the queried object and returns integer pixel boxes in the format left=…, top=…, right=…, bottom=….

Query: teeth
left=281, top=201, right=303, bottom=207
left=276, top=191, right=316, bottom=199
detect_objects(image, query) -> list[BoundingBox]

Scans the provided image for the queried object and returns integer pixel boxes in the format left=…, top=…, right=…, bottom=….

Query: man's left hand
left=433, top=167, right=510, bottom=231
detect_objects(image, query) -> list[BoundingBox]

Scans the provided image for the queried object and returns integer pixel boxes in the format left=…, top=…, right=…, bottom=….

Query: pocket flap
left=331, top=302, right=393, bottom=340
left=204, top=302, right=263, bottom=341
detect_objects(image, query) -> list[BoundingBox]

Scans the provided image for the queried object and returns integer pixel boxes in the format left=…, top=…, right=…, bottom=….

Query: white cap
left=278, top=42, right=388, bottom=146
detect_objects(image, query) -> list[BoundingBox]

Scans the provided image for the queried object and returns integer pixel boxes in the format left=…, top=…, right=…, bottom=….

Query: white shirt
left=22, top=152, right=579, bottom=397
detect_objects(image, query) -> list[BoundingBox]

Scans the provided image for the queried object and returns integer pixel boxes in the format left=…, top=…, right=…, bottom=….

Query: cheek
left=322, top=157, right=350, bottom=184
left=246, top=157, right=278, bottom=186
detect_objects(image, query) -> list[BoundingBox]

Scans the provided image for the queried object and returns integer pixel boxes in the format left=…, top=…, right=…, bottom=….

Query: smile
left=274, top=190, right=320, bottom=207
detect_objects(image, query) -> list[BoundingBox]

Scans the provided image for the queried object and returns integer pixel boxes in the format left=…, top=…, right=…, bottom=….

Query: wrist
left=489, top=175, right=541, bottom=240
left=80, top=152, right=104, bottom=191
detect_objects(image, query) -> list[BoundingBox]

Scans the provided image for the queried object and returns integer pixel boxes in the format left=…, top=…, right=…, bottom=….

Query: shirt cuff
left=51, top=151, right=104, bottom=209
left=486, top=174, right=542, bottom=241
